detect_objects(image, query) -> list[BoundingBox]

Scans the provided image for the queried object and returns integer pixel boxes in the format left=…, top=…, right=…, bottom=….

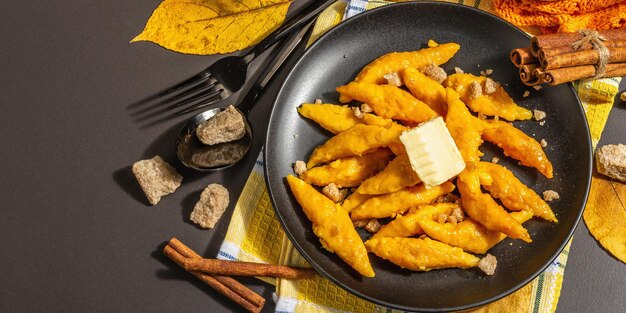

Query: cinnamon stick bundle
left=511, top=29, right=626, bottom=86
left=163, top=238, right=265, bottom=313
left=530, top=29, right=626, bottom=56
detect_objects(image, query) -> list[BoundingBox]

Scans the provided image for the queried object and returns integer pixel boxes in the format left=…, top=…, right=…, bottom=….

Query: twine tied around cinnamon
left=572, top=29, right=610, bottom=79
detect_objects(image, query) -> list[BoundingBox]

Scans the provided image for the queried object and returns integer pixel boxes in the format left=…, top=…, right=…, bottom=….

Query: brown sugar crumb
left=491, top=157, right=500, bottom=164
left=352, top=107, right=364, bottom=118
left=494, top=115, right=500, bottom=121
left=620, top=91, right=626, bottom=102
left=436, top=193, right=460, bottom=203
left=533, top=109, right=546, bottom=121
left=478, top=254, right=497, bottom=275
left=540, top=139, right=548, bottom=147
left=196, top=105, right=246, bottom=145
left=477, top=112, right=487, bottom=120
left=364, top=219, right=382, bottom=233
left=596, top=144, right=626, bottom=182
left=436, top=213, right=448, bottom=224
left=360, top=103, right=373, bottom=113
left=484, top=78, right=498, bottom=94
left=543, top=190, right=560, bottom=202
left=539, top=120, right=546, bottom=126
left=322, top=183, right=347, bottom=203
left=419, top=234, right=428, bottom=239
left=533, top=85, right=542, bottom=90
left=447, top=215, right=458, bottom=224
left=422, top=63, right=447, bottom=84
left=293, top=160, right=307, bottom=175
left=454, top=67, right=464, bottom=74
left=480, top=69, right=493, bottom=76
left=190, top=184, right=230, bottom=229
left=523, top=91, right=530, bottom=98
left=451, top=207, right=465, bottom=222
left=352, top=219, right=368, bottom=228
left=132, top=156, right=183, bottom=205
left=383, top=72, right=402, bottom=87
left=314, top=98, right=322, bottom=104
left=468, top=81, right=483, bottom=100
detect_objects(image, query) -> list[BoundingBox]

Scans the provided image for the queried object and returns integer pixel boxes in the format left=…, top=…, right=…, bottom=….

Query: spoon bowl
left=176, top=107, right=252, bottom=171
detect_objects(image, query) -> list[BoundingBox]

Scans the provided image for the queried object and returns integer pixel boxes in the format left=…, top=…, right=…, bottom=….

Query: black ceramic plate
left=264, top=2, right=591, bottom=312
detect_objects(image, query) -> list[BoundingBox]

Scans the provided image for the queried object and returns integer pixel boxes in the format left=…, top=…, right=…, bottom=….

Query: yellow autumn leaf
left=131, top=0, right=292, bottom=55
left=584, top=171, right=626, bottom=263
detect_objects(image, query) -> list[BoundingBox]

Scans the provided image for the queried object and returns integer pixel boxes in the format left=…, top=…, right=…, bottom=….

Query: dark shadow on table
left=112, top=166, right=148, bottom=205
left=141, top=121, right=210, bottom=183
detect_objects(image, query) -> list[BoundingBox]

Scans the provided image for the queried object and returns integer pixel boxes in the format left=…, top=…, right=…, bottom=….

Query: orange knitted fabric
left=507, top=0, right=623, bottom=15
left=493, top=0, right=626, bottom=33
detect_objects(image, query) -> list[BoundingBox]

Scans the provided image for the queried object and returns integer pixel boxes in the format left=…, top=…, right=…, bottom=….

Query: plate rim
left=264, top=2, right=592, bottom=311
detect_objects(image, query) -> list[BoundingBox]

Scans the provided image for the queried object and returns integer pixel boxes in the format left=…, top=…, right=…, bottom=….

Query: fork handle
left=245, top=0, right=336, bottom=62
left=238, top=20, right=314, bottom=115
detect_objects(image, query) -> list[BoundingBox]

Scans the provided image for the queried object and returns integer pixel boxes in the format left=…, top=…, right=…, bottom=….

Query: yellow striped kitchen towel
left=218, top=1, right=621, bottom=312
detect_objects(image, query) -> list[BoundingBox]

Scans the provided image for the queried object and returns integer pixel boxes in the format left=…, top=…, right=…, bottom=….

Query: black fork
left=132, top=0, right=336, bottom=120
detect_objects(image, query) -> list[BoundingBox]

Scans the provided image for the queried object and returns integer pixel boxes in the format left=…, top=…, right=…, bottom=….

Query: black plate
left=264, top=2, right=591, bottom=312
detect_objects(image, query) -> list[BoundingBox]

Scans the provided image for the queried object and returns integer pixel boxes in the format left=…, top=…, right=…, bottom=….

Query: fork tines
left=129, top=70, right=226, bottom=123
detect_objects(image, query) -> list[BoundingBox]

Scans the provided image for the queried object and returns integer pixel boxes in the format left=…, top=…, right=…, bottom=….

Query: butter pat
left=399, top=117, right=465, bottom=187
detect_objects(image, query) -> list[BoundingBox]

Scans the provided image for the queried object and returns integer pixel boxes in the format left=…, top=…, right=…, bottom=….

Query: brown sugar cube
left=596, top=144, right=626, bottom=182
left=478, top=254, right=497, bottom=275
left=132, top=156, right=183, bottom=205
left=364, top=219, right=381, bottom=233
left=422, top=63, right=447, bottom=84
left=190, top=184, right=230, bottom=229
left=542, top=190, right=560, bottom=202
left=322, top=183, right=347, bottom=203
left=293, top=160, right=307, bottom=175
left=484, top=78, right=498, bottom=94
left=451, top=207, right=465, bottom=222
left=533, top=109, right=546, bottom=121
left=383, top=72, right=402, bottom=87
left=196, top=105, right=246, bottom=145
left=468, top=81, right=482, bottom=100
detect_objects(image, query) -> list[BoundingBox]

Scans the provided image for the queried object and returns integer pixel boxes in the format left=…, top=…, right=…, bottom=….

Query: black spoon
left=176, top=22, right=312, bottom=171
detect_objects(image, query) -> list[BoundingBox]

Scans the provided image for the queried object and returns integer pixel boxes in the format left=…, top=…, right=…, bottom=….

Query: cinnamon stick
left=510, top=48, right=537, bottom=67
left=519, top=64, right=542, bottom=86
left=541, top=47, right=626, bottom=70
left=183, top=258, right=316, bottom=279
left=164, top=238, right=265, bottom=313
left=539, top=39, right=626, bottom=60
left=530, top=28, right=626, bottom=56
left=542, top=63, right=626, bottom=85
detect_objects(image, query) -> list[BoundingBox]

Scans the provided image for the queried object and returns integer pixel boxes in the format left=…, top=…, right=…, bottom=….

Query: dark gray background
left=0, top=1, right=624, bottom=312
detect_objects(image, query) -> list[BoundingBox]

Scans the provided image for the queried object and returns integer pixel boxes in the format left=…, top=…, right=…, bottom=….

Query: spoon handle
left=238, top=20, right=313, bottom=115
left=244, top=0, right=335, bottom=63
